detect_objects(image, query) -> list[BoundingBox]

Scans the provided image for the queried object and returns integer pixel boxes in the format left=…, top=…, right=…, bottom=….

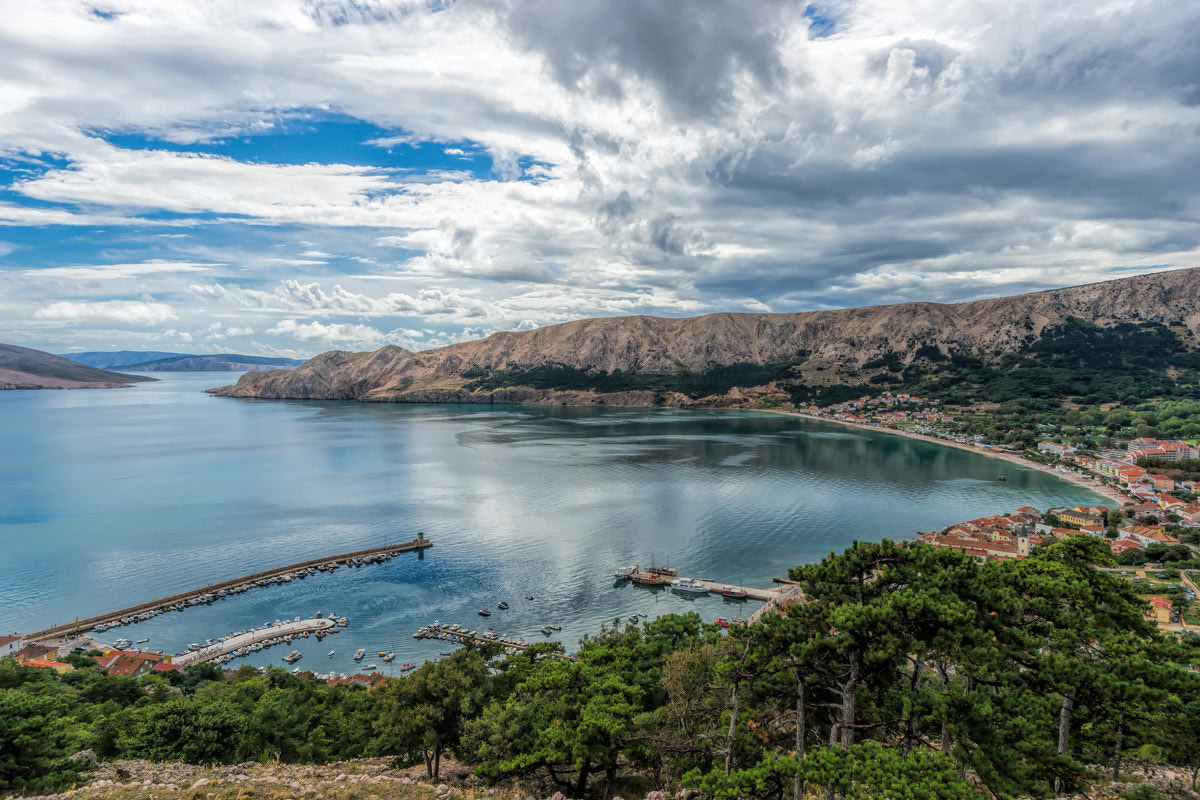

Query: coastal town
left=796, top=392, right=1200, bottom=634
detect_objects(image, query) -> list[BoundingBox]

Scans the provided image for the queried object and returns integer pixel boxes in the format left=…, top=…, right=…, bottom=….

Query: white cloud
left=24, top=260, right=216, bottom=280
left=266, top=318, right=412, bottom=349
left=33, top=300, right=176, bottom=324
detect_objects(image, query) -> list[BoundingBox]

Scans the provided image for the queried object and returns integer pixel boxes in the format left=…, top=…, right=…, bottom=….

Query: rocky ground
left=5, top=755, right=1196, bottom=800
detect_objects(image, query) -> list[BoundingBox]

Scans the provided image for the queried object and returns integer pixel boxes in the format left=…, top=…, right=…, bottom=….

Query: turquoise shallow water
left=1, top=373, right=1103, bottom=674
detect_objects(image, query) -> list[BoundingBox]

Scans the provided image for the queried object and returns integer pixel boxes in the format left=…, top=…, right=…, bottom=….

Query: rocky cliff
left=209, top=268, right=1200, bottom=406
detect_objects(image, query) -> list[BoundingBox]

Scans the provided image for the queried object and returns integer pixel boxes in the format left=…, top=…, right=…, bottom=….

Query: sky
left=2, top=1, right=1199, bottom=358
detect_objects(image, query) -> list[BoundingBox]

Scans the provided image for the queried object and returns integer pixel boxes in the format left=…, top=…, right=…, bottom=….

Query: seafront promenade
left=26, top=535, right=432, bottom=644
left=174, top=617, right=337, bottom=666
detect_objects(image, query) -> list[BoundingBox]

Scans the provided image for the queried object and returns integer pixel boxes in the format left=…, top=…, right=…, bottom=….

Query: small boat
left=135, top=638, right=149, bottom=644
left=997, top=475, right=1007, bottom=481
left=628, top=615, right=640, bottom=623
left=548, top=623, right=561, bottom=630
left=498, top=601, right=509, bottom=610
left=291, top=667, right=301, bottom=674
left=283, top=650, right=302, bottom=663
left=353, top=648, right=365, bottom=660
left=399, top=663, right=416, bottom=671
left=439, top=651, right=453, bottom=656
left=525, top=594, right=534, bottom=600
left=614, top=565, right=638, bottom=579
left=714, top=617, right=731, bottom=628
left=721, top=585, right=749, bottom=599
left=328, top=650, right=335, bottom=657
left=478, top=609, right=492, bottom=617
left=364, top=663, right=377, bottom=670
left=378, top=650, right=387, bottom=657
left=733, top=618, right=747, bottom=625
left=382, top=652, right=395, bottom=662
left=541, top=625, right=553, bottom=635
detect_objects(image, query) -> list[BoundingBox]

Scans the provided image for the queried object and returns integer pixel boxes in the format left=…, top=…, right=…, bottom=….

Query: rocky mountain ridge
left=210, top=268, right=1200, bottom=406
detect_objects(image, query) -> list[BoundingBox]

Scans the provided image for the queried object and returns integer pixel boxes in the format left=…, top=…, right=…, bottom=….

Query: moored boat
left=353, top=648, right=365, bottom=660
left=714, top=617, right=731, bottom=627
left=721, top=585, right=749, bottom=599
left=629, top=571, right=666, bottom=586
left=478, top=608, right=492, bottom=617
left=670, top=578, right=709, bottom=595
left=613, top=565, right=638, bottom=579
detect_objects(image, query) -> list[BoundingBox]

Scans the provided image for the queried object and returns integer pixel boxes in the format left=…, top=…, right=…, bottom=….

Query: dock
left=619, top=568, right=805, bottom=625
left=26, top=534, right=432, bottom=643
left=413, top=622, right=534, bottom=653
left=174, top=617, right=337, bottom=665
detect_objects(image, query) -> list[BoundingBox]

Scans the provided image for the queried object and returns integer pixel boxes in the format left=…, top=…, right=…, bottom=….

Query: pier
left=175, top=617, right=337, bottom=666
left=26, top=535, right=432, bottom=643
left=413, top=622, right=538, bottom=654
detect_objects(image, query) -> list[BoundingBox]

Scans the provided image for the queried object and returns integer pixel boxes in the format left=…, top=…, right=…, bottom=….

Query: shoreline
left=753, top=407, right=1124, bottom=506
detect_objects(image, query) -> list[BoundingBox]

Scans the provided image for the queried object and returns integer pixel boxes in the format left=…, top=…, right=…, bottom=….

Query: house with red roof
left=1110, top=538, right=1143, bottom=555
left=0, top=634, right=22, bottom=659
left=1145, top=595, right=1173, bottom=625
left=1147, top=474, right=1176, bottom=491
left=1155, top=494, right=1186, bottom=511
left=94, top=650, right=171, bottom=677
left=1176, top=505, right=1200, bottom=525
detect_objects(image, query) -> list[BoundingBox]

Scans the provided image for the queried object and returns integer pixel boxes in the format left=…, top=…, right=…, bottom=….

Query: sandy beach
left=757, top=408, right=1125, bottom=506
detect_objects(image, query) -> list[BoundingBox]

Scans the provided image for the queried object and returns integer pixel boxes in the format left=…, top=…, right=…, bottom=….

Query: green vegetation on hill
left=825, top=319, right=1200, bottom=408
left=4, top=539, right=1199, bottom=799
left=464, top=357, right=808, bottom=402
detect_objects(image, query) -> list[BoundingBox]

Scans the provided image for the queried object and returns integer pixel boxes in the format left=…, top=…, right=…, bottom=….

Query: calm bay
left=1, top=373, right=1104, bottom=673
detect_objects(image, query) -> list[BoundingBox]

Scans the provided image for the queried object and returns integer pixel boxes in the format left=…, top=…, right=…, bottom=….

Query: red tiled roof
left=22, top=658, right=69, bottom=669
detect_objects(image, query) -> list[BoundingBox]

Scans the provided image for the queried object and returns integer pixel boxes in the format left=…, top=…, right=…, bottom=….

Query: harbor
left=25, top=534, right=431, bottom=645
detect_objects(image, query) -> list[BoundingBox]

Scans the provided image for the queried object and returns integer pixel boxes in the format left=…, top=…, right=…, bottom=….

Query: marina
left=173, top=617, right=338, bottom=666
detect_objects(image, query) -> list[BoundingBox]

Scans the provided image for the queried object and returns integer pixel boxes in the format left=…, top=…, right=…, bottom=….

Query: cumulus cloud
left=266, top=318, right=429, bottom=349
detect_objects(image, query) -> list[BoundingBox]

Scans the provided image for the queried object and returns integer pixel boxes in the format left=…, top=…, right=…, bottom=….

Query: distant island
left=0, top=343, right=156, bottom=390
left=62, top=351, right=304, bottom=372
